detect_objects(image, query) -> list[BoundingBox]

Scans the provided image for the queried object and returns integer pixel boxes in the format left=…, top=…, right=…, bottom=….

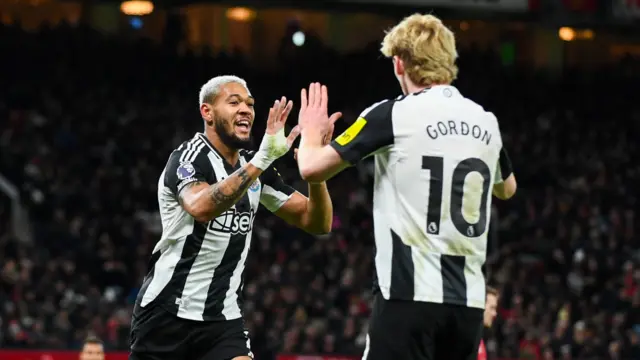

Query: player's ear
left=200, top=103, right=214, bottom=126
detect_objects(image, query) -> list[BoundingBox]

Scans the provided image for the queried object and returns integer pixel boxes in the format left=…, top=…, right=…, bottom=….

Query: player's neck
left=404, top=81, right=450, bottom=95
left=204, top=129, right=240, bottom=165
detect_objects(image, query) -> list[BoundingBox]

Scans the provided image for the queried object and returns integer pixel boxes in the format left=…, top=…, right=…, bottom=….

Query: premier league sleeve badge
left=177, top=162, right=196, bottom=180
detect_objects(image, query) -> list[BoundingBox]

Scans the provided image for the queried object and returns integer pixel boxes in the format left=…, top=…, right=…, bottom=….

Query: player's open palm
left=257, top=96, right=299, bottom=160
left=265, top=96, right=292, bottom=135
left=298, top=82, right=342, bottom=137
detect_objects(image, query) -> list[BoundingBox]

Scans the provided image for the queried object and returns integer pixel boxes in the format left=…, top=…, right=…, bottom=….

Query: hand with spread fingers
left=250, top=96, right=300, bottom=170
left=298, top=82, right=342, bottom=144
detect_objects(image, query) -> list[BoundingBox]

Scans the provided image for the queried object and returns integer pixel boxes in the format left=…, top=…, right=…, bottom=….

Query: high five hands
left=294, top=83, right=343, bottom=159
left=259, top=84, right=341, bottom=161
left=251, top=96, right=300, bottom=170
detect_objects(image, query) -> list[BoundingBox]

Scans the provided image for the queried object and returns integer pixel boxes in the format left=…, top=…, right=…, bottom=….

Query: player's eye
left=229, top=100, right=239, bottom=105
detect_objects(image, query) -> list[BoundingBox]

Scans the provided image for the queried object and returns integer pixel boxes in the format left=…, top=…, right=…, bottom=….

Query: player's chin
left=233, top=127, right=252, bottom=138
left=232, top=133, right=253, bottom=147
left=234, top=133, right=251, bottom=144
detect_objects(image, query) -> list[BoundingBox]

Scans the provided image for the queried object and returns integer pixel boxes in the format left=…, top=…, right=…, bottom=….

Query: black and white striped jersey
left=330, top=85, right=513, bottom=309
left=136, top=132, right=294, bottom=321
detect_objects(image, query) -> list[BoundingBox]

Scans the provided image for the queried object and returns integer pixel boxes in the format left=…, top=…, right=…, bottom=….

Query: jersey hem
left=174, top=311, right=243, bottom=322
left=328, top=141, right=356, bottom=165
left=378, top=287, right=485, bottom=309
left=141, top=297, right=244, bottom=322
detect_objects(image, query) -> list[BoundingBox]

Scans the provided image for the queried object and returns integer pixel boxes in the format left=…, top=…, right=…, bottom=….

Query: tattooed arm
left=178, top=163, right=263, bottom=223
left=172, top=96, right=297, bottom=223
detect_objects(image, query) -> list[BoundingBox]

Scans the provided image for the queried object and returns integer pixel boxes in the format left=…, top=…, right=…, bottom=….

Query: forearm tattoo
left=208, top=168, right=253, bottom=206
left=176, top=168, right=254, bottom=215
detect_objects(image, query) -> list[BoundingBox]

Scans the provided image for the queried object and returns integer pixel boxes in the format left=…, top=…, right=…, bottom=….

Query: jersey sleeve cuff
left=329, top=141, right=357, bottom=165
left=260, top=187, right=293, bottom=212
left=176, top=177, right=202, bottom=194
left=498, top=150, right=513, bottom=181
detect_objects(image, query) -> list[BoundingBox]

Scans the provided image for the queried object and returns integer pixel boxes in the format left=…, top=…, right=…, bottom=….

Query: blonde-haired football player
left=380, top=13, right=459, bottom=94
left=297, top=13, right=516, bottom=360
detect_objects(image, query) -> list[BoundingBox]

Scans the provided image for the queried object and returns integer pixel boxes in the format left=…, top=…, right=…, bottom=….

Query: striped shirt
left=135, top=133, right=294, bottom=321
left=330, top=85, right=512, bottom=309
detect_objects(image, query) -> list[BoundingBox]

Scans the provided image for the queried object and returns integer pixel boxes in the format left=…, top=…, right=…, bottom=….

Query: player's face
left=79, top=343, right=104, bottom=360
left=484, top=294, right=498, bottom=327
left=204, top=82, right=255, bottom=149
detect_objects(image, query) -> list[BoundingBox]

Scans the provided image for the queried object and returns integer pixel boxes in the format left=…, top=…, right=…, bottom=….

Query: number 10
left=421, top=156, right=492, bottom=238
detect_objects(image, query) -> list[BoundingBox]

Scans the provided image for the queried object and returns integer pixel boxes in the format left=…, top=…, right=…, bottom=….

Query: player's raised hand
left=250, top=97, right=298, bottom=170
left=265, top=96, right=293, bottom=135
left=298, top=83, right=342, bottom=137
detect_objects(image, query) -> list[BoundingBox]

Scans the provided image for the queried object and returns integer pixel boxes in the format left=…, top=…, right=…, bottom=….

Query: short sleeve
left=329, top=99, right=395, bottom=164
left=494, top=147, right=513, bottom=184
left=163, top=147, right=214, bottom=196
left=259, top=165, right=295, bottom=212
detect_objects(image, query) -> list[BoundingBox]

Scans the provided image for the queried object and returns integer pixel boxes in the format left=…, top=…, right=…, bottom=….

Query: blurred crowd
left=1, top=20, right=640, bottom=360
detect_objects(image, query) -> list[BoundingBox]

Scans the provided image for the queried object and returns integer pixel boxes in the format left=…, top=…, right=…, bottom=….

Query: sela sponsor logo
left=208, top=208, right=255, bottom=235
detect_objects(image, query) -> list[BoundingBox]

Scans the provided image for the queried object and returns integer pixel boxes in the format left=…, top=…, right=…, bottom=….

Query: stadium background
left=1, top=0, right=639, bottom=359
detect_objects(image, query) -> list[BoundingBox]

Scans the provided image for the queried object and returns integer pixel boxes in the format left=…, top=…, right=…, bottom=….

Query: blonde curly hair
left=381, top=14, right=458, bottom=86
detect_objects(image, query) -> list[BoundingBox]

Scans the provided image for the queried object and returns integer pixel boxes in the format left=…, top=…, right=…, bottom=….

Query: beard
left=214, top=114, right=253, bottom=150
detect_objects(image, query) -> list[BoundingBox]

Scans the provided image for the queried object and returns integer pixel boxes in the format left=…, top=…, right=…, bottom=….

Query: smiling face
left=200, top=81, right=255, bottom=150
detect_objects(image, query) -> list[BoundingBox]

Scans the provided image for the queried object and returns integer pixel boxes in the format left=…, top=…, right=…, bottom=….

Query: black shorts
left=364, top=294, right=483, bottom=360
left=129, top=303, right=252, bottom=360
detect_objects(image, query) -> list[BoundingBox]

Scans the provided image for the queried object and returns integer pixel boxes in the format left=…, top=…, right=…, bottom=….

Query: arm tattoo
left=208, top=168, right=253, bottom=206
left=178, top=181, right=202, bottom=205
left=175, top=167, right=256, bottom=219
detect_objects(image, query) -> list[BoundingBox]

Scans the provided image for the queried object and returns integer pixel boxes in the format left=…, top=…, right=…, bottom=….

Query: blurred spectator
left=80, top=336, right=105, bottom=360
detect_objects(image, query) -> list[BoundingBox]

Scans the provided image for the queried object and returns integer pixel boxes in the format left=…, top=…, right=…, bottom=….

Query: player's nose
left=238, top=101, right=252, bottom=112
left=238, top=107, right=252, bottom=117
left=237, top=106, right=253, bottom=120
